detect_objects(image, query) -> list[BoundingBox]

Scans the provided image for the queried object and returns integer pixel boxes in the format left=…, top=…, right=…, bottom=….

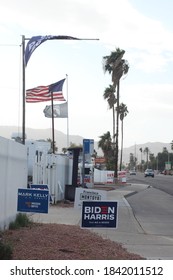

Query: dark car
left=144, top=169, right=154, bottom=177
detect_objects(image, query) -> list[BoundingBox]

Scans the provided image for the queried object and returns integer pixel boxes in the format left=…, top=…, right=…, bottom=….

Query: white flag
left=43, top=102, right=68, bottom=118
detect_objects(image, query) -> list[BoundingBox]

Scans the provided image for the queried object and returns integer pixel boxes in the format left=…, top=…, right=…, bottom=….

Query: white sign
left=165, top=162, right=171, bottom=170
left=74, top=188, right=107, bottom=209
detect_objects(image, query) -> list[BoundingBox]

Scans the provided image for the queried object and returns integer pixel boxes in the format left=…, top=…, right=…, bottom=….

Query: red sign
left=95, top=157, right=106, bottom=164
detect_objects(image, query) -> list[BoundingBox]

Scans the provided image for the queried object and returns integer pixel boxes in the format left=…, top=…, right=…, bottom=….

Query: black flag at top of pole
left=24, top=35, right=99, bottom=66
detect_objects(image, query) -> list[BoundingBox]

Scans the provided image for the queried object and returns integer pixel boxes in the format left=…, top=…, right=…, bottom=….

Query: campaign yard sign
left=74, top=188, right=107, bottom=209
left=81, top=201, right=118, bottom=228
left=30, top=184, right=52, bottom=203
left=30, top=184, right=48, bottom=189
left=17, top=188, right=49, bottom=213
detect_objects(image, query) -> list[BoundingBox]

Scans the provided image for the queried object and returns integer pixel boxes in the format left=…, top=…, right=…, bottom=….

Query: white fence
left=0, top=136, right=27, bottom=230
left=31, top=154, right=127, bottom=203
left=94, top=169, right=115, bottom=184
left=32, top=153, right=72, bottom=203
left=94, top=169, right=127, bottom=183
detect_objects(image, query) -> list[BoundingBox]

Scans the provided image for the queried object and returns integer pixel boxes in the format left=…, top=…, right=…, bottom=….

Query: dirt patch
left=2, top=223, right=145, bottom=260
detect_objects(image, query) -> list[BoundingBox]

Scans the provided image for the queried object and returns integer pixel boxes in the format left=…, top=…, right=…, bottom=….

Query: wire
left=0, top=44, right=20, bottom=47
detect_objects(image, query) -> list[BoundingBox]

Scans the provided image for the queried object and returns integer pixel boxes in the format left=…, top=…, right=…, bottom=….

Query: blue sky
left=0, top=0, right=173, bottom=150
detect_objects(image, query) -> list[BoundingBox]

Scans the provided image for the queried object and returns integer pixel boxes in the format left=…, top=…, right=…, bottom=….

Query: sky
left=1, top=0, right=173, bottom=149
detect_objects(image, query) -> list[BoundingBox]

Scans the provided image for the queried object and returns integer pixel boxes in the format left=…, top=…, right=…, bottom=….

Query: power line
left=0, top=44, right=20, bottom=47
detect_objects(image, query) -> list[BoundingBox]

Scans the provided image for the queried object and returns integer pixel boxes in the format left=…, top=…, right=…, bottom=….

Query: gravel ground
left=2, top=223, right=145, bottom=260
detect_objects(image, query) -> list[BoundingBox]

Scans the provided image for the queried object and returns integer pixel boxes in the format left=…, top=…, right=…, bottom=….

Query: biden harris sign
left=81, top=201, right=118, bottom=228
left=17, top=188, right=49, bottom=214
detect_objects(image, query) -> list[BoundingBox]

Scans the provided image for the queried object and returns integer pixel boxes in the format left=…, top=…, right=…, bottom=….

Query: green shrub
left=9, top=213, right=32, bottom=230
left=0, top=240, right=13, bottom=260
left=8, top=221, right=19, bottom=230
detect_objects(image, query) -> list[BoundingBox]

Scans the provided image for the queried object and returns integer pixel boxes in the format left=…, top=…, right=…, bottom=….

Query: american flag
left=26, top=78, right=66, bottom=103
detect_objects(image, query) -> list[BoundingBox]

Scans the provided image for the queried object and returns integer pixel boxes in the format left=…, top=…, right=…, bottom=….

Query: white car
left=129, top=170, right=136, bottom=175
left=144, top=169, right=154, bottom=178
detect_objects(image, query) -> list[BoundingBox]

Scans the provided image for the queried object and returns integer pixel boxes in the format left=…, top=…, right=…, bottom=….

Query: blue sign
left=30, top=184, right=52, bottom=203
left=83, top=139, right=94, bottom=154
left=81, top=201, right=118, bottom=228
left=83, top=139, right=90, bottom=154
left=30, top=184, right=48, bottom=189
left=17, top=188, right=49, bottom=213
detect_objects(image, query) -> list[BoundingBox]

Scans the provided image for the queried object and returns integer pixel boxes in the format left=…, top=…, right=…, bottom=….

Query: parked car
left=144, top=169, right=154, bottom=177
left=129, top=170, right=136, bottom=175
left=160, top=170, right=173, bottom=175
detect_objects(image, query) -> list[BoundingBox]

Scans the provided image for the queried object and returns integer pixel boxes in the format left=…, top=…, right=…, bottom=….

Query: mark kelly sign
left=17, top=188, right=49, bottom=214
left=81, top=201, right=118, bottom=228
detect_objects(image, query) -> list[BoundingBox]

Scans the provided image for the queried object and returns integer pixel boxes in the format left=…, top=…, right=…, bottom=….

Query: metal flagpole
left=22, top=35, right=99, bottom=147
left=22, top=35, right=26, bottom=144
left=66, top=74, right=69, bottom=148
left=51, top=92, right=55, bottom=153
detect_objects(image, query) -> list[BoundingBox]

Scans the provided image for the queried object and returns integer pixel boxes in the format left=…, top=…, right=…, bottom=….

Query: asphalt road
left=125, top=171, right=173, bottom=237
left=127, top=171, right=173, bottom=196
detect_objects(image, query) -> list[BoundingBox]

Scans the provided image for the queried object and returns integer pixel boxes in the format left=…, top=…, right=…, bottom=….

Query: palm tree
left=103, top=85, right=117, bottom=144
left=163, top=147, right=168, bottom=153
left=103, top=48, right=129, bottom=178
left=163, top=147, right=170, bottom=169
left=170, top=140, right=173, bottom=150
left=139, top=147, right=143, bottom=171
left=119, top=103, right=129, bottom=170
left=98, top=131, right=112, bottom=161
left=144, top=147, right=150, bottom=168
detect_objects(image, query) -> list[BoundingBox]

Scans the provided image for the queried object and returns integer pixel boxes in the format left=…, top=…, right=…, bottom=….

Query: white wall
left=0, top=137, right=27, bottom=230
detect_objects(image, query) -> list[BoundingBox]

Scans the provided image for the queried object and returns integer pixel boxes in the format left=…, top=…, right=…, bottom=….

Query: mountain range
left=0, top=126, right=172, bottom=164
left=123, top=142, right=172, bottom=164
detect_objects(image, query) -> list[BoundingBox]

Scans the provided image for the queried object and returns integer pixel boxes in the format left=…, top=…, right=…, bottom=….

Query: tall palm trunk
left=115, top=81, right=120, bottom=178
left=120, top=119, right=123, bottom=171
left=112, top=104, right=115, bottom=145
left=112, top=104, right=116, bottom=176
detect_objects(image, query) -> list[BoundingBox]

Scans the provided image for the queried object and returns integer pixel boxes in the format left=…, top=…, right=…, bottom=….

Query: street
left=125, top=171, right=173, bottom=237
left=127, top=171, right=173, bottom=196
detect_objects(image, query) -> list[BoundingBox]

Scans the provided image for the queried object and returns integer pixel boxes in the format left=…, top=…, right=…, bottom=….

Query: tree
left=163, top=147, right=168, bottom=153
left=143, top=147, right=150, bottom=168
left=98, top=131, right=112, bottom=158
left=103, top=85, right=117, bottom=144
left=129, top=153, right=135, bottom=170
left=103, top=48, right=129, bottom=178
left=157, top=149, right=173, bottom=171
left=162, top=147, right=170, bottom=169
left=139, top=147, right=143, bottom=171
left=149, top=153, right=155, bottom=169
left=119, top=103, right=129, bottom=170
left=170, top=140, right=173, bottom=150
left=98, top=131, right=114, bottom=170
left=47, top=138, right=58, bottom=153
left=62, top=147, right=67, bottom=154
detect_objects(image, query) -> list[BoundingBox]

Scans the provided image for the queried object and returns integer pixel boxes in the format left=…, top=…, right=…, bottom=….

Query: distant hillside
left=0, top=126, right=102, bottom=155
left=0, top=126, right=172, bottom=163
left=122, top=142, right=173, bottom=164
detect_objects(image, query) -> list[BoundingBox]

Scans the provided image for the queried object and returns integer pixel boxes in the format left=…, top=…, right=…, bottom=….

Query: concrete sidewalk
left=31, top=184, right=173, bottom=260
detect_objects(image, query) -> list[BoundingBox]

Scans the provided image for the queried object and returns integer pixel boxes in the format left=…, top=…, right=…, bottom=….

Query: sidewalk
left=31, top=184, right=173, bottom=260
